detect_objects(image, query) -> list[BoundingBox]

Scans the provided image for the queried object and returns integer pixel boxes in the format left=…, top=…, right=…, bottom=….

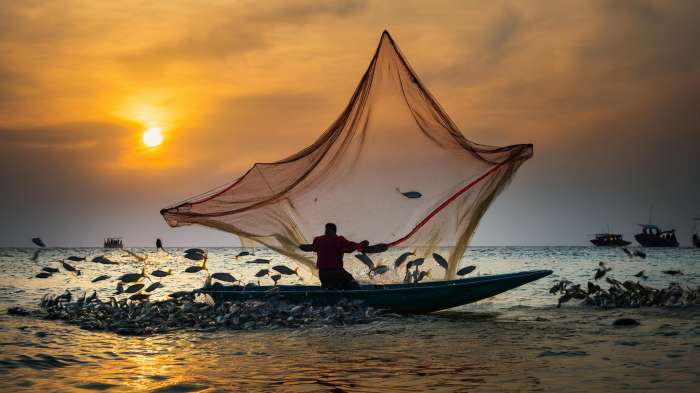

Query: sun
left=142, top=127, right=163, bottom=147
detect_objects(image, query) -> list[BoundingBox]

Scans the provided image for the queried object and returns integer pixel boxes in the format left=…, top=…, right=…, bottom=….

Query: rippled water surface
left=1, top=246, right=699, bottom=392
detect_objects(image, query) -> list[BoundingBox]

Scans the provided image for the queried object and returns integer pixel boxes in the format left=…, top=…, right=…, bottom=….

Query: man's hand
left=299, top=244, right=314, bottom=252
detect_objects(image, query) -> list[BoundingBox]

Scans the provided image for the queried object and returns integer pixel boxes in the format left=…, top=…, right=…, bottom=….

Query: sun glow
left=142, top=127, right=163, bottom=147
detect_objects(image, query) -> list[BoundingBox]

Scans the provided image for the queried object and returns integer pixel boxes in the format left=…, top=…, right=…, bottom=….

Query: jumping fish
left=633, top=250, right=647, bottom=259
left=32, top=237, right=46, bottom=247
left=236, top=251, right=251, bottom=258
left=91, top=275, right=110, bottom=283
left=396, top=188, right=422, bottom=199
left=185, top=248, right=205, bottom=255
left=209, top=272, right=236, bottom=283
left=272, top=265, right=298, bottom=276
left=370, top=265, right=389, bottom=276
left=634, top=270, right=648, bottom=280
left=354, top=254, right=374, bottom=270
left=270, top=274, right=282, bottom=285
left=119, top=268, right=146, bottom=283
left=393, top=251, right=415, bottom=269
left=30, top=250, right=41, bottom=261
left=255, top=269, right=270, bottom=277
left=66, top=256, right=86, bottom=262
left=151, top=269, right=172, bottom=277
left=184, top=259, right=207, bottom=273
left=247, top=258, right=270, bottom=264
left=42, top=267, right=59, bottom=273
left=456, top=266, right=476, bottom=276
left=92, top=255, right=117, bottom=265
left=115, top=282, right=124, bottom=294
left=432, top=253, right=448, bottom=270
left=623, top=248, right=633, bottom=257
left=35, top=272, right=52, bottom=278
left=145, top=282, right=164, bottom=292
left=406, top=258, right=425, bottom=269
left=125, top=283, right=145, bottom=293
left=156, top=238, right=164, bottom=251
left=61, top=261, right=80, bottom=276
left=416, top=269, right=431, bottom=283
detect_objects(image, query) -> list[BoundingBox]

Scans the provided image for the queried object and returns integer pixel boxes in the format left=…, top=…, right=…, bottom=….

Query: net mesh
left=161, top=31, right=532, bottom=279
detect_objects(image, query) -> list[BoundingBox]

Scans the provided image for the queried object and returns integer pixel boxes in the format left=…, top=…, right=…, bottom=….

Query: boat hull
left=590, top=239, right=631, bottom=247
left=634, top=234, right=679, bottom=247
left=200, top=270, right=553, bottom=314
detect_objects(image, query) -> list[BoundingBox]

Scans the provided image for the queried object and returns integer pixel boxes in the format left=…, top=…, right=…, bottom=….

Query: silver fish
left=432, top=253, right=448, bottom=270
left=145, top=282, right=164, bottom=292
left=456, top=266, right=476, bottom=276
left=185, top=252, right=206, bottom=261
left=406, top=258, right=425, bottom=269
left=247, top=258, right=270, bottom=264
left=354, top=254, right=374, bottom=270
left=272, top=265, right=297, bottom=276
left=255, top=269, right=269, bottom=277
left=151, top=269, right=172, bottom=277
left=125, top=283, right=145, bottom=293
left=396, top=188, right=422, bottom=199
left=91, top=275, right=110, bottom=283
left=211, top=272, right=237, bottom=283
left=393, top=251, right=415, bottom=268
left=370, top=265, right=389, bottom=276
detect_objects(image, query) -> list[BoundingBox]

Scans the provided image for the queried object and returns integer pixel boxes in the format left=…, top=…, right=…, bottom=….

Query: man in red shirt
left=300, top=223, right=386, bottom=289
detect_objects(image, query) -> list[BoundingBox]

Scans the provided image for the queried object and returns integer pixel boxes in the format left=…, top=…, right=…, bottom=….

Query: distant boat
left=590, top=233, right=631, bottom=247
left=693, top=218, right=700, bottom=248
left=103, top=237, right=123, bottom=249
left=634, top=225, right=679, bottom=247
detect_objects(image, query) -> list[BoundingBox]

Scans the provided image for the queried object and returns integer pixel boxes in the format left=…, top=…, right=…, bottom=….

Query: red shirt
left=310, top=235, right=362, bottom=270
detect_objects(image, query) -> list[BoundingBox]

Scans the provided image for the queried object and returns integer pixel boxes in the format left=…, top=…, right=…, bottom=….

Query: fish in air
left=661, top=270, right=683, bottom=276
left=42, top=267, right=59, bottom=273
left=61, top=261, right=81, bottom=276
left=354, top=254, right=374, bottom=270
left=118, top=268, right=146, bottom=283
left=236, top=251, right=251, bottom=258
left=129, top=293, right=149, bottom=301
left=270, top=274, right=282, bottom=285
left=151, top=269, right=173, bottom=277
left=92, top=256, right=118, bottom=265
left=246, top=258, right=270, bottom=264
left=632, top=250, right=646, bottom=259
left=406, top=258, right=425, bottom=270
left=30, top=250, right=41, bottom=261
left=211, top=272, right=237, bottom=283
left=91, top=275, right=111, bottom=283
left=396, top=187, right=422, bottom=199
left=35, top=272, right=52, bottom=279
left=145, top=282, right=164, bottom=292
left=184, top=259, right=207, bottom=273
left=272, top=265, right=298, bottom=276
left=185, top=248, right=205, bottom=255
left=634, top=270, right=648, bottom=280
left=66, top=256, right=86, bottom=262
left=393, top=251, right=415, bottom=269
left=456, top=266, right=476, bottom=276
left=32, top=237, right=46, bottom=248
left=370, top=265, right=389, bottom=277
left=255, top=269, right=270, bottom=278
left=125, top=283, right=145, bottom=293
left=432, top=253, right=448, bottom=270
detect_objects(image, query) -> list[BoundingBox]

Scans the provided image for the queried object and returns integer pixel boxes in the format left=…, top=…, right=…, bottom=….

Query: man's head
left=325, top=223, right=337, bottom=235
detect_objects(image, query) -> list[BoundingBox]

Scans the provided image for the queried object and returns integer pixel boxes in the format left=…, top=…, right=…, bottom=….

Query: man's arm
left=339, top=237, right=369, bottom=253
left=299, top=244, right=314, bottom=252
left=363, top=243, right=389, bottom=253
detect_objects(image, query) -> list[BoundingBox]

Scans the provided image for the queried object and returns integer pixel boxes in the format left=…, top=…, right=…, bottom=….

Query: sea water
left=0, top=247, right=699, bottom=392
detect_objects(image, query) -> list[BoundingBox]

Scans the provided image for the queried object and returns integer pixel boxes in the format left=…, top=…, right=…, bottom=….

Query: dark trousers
left=319, top=268, right=359, bottom=290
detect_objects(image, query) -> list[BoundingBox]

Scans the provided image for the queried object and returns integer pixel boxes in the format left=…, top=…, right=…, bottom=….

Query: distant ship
left=590, top=233, right=631, bottom=247
left=634, top=225, right=679, bottom=247
left=103, top=237, right=123, bottom=249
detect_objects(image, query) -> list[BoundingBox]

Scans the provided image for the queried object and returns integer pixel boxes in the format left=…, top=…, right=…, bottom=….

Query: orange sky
left=1, top=0, right=699, bottom=246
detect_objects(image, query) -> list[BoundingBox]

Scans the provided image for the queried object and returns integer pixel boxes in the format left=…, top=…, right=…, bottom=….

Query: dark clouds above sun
left=1, top=0, right=698, bottom=246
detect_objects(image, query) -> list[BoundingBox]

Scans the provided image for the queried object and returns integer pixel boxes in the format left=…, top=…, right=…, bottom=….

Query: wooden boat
left=634, top=224, right=679, bottom=247
left=199, top=269, right=553, bottom=313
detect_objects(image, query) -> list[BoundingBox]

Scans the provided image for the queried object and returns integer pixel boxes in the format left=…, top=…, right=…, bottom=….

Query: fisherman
left=299, top=223, right=387, bottom=290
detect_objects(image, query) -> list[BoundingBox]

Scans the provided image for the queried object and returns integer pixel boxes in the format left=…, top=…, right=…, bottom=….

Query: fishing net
left=161, top=31, right=532, bottom=279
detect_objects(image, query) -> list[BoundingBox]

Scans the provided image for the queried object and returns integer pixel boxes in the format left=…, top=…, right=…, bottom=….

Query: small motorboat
left=200, top=270, right=552, bottom=313
left=590, top=233, right=631, bottom=247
